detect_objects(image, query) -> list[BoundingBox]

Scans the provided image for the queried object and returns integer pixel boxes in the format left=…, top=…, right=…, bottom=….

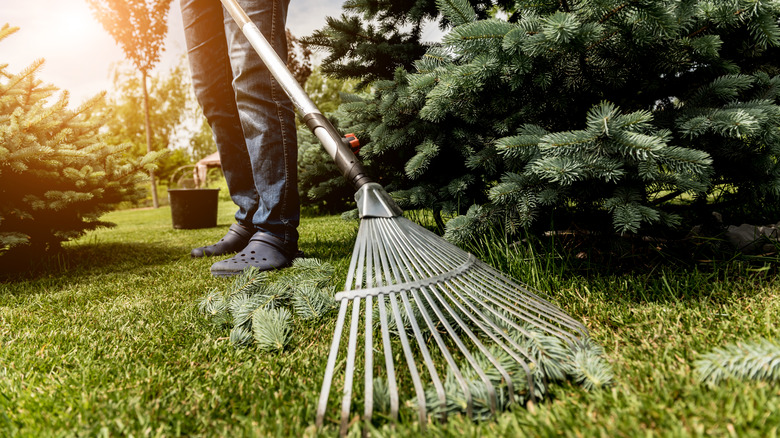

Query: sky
left=3, top=0, right=349, bottom=106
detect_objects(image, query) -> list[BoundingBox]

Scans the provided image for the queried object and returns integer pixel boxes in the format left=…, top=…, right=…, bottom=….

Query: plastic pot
left=168, top=188, right=220, bottom=229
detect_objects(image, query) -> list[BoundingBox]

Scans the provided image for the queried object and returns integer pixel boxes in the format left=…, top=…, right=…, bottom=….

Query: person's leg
left=209, top=0, right=301, bottom=276
left=224, top=0, right=299, bottom=247
left=181, top=0, right=259, bottom=257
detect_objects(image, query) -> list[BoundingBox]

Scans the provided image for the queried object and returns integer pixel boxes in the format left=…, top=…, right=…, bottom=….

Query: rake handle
left=221, top=0, right=373, bottom=190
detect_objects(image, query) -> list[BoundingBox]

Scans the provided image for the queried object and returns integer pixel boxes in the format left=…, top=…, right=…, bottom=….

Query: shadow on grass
left=0, top=241, right=188, bottom=283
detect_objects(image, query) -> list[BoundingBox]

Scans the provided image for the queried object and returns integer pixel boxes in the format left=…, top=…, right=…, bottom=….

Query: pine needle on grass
left=696, top=337, right=780, bottom=386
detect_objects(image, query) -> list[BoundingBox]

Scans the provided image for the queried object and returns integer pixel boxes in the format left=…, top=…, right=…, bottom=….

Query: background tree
left=98, top=59, right=194, bottom=194
left=302, top=0, right=515, bottom=86
left=87, top=0, right=173, bottom=208
left=312, top=0, right=780, bottom=241
left=287, top=29, right=313, bottom=86
left=189, top=117, right=217, bottom=162
left=0, top=25, right=158, bottom=264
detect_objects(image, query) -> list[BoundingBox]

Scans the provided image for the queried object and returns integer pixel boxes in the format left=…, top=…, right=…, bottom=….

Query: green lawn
left=1, top=201, right=779, bottom=436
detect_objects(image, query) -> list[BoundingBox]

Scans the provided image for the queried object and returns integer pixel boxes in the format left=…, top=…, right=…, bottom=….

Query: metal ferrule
left=354, top=182, right=403, bottom=218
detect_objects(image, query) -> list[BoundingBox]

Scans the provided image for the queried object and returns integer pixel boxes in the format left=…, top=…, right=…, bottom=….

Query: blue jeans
left=181, top=0, right=299, bottom=249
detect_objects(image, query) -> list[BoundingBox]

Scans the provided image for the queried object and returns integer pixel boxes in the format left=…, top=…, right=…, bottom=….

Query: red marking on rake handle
left=343, top=133, right=360, bottom=155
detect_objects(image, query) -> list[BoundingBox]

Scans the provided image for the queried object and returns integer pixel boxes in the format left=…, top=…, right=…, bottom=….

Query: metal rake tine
left=398, top=288, right=453, bottom=422
left=392, top=216, right=574, bottom=344
left=340, top=224, right=367, bottom=435
left=363, top=294, right=374, bottom=431
left=340, top=297, right=362, bottom=436
left=339, top=221, right=373, bottom=435
left=372, top=219, right=449, bottom=423
left=466, top=266, right=587, bottom=341
left=369, top=218, right=427, bottom=429
left=445, top=276, right=542, bottom=354
left=433, top=280, right=539, bottom=395
left=369, top=226, right=400, bottom=422
left=425, top=282, right=534, bottom=401
left=330, top=218, right=433, bottom=430
left=401, top=226, right=581, bottom=347
left=378, top=217, right=557, bottom=400
left=376, top=294, right=399, bottom=420
left=316, top=220, right=372, bottom=429
left=468, top=262, right=588, bottom=333
left=397, top=218, right=587, bottom=340
left=316, top=299, right=350, bottom=428
left=417, top=285, right=504, bottom=413
left=450, top=272, right=578, bottom=344
left=439, top=271, right=553, bottom=386
left=375, top=221, right=478, bottom=411
left=423, top=225, right=587, bottom=337
left=375, top=218, right=460, bottom=282
left=388, top=292, right=429, bottom=427
left=396, top=222, right=526, bottom=402
left=377, top=218, right=505, bottom=415
left=392, top=221, right=545, bottom=401
left=363, top=222, right=404, bottom=430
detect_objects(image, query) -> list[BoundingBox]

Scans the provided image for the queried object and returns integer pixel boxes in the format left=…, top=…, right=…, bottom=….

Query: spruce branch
left=531, top=156, right=587, bottom=185
left=372, top=377, right=393, bottom=417
left=229, top=291, right=272, bottom=329
left=696, top=338, right=780, bottom=387
left=420, top=371, right=512, bottom=421
left=599, top=2, right=631, bottom=24
left=443, top=19, right=515, bottom=54
left=227, top=266, right=270, bottom=298
left=0, top=23, right=20, bottom=42
left=198, top=289, right=231, bottom=327
left=252, top=307, right=293, bottom=352
left=514, top=327, right=572, bottom=381
left=292, top=284, right=335, bottom=320
left=229, top=325, right=254, bottom=348
left=286, top=257, right=335, bottom=289
left=436, top=0, right=476, bottom=26
left=495, top=124, right=547, bottom=160
left=410, top=325, right=613, bottom=419
left=405, top=140, right=440, bottom=179
left=196, top=258, right=337, bottom=349
left=568, top=341, right=615, bottom=391
left=197, top=288, right=222, bottom=315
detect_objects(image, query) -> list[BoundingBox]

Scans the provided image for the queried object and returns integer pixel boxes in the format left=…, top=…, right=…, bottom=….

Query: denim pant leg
left=225, top=0, right=299, bottom=247
left=181, top=0, right=299, bottom=249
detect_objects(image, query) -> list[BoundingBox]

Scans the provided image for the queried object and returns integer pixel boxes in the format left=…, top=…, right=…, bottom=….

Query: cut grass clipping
left=198, top=258, right=614, bottom=422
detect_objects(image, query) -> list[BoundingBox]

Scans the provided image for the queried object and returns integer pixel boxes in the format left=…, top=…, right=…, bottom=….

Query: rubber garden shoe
left=209, top=231, right=300, bottom=277
left=191, top=223, right=254, bottom=258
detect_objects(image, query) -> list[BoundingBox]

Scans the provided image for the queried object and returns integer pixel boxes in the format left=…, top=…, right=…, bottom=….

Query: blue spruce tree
left=312, top=0, right=780, bottom=239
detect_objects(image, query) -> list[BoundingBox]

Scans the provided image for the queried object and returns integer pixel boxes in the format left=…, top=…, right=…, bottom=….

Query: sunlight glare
left=58, top=8, right=104, bottom=45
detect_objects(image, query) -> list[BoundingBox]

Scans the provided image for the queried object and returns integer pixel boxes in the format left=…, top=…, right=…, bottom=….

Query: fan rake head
left=315, top=215, right=588, bottom=435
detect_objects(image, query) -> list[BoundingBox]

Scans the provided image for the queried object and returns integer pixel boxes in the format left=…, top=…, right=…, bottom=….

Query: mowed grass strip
left=1, top=201, right=778, bottom=436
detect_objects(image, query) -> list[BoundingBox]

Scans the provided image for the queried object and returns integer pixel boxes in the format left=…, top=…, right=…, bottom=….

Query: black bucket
left=168, top=188, right=220, bottom=229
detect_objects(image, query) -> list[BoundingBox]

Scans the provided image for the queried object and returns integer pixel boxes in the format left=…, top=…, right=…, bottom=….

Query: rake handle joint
left=303, top=113, right=373, bottom=190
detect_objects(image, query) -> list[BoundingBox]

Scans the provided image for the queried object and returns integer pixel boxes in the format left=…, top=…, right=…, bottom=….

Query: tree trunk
left=142, top=70, right=159, bottom=208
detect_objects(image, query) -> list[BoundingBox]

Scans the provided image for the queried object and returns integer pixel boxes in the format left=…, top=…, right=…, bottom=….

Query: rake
left=221, top=0, right=589, bottom=433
